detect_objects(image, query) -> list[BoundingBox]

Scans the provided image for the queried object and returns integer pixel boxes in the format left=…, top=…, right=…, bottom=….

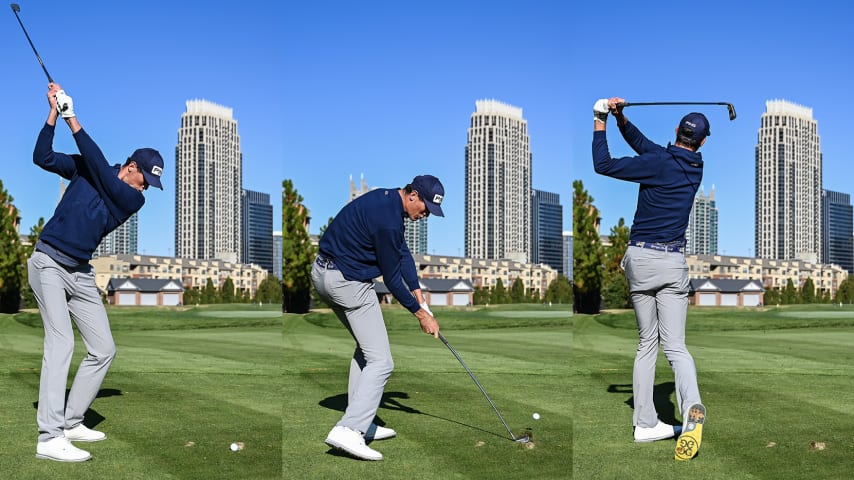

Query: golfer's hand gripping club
left=593, top=98, right=609, bottom=124
left=55, top=89, right=74, bottom=118
left=417, top=303, right=439, bottom=338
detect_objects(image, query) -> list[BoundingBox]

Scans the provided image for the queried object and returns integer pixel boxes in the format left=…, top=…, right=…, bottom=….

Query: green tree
left=763, top=286, right=781, bottom=306
left=572, top=180, right=602, bottom=314
left=544, top=274, right=573, bottom=304
left=510, top=277, right=526, bottom=303
left=221, top=277, right=236, bottom=303
left=282, top=179, right=315, bottom=313
left=491, top=278, right=507, bottom=304
left=255, top=274, right=284, bottom=304
left=801, top=277, right=816, bottom=304
left=473, top=286, right=490, bottom=305
left=782, top=278, right=799, bottom=304
left=202, top=278, right=218, bottom=304
left=0, top=180, right=24, bottom=313
left=601, top=218, right=631, bottom=309
left=184, top=287, right=199, bottom=306
left=834, top=277, right=854, bottom=305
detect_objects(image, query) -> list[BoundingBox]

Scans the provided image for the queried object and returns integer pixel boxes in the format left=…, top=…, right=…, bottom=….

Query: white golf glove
left=420, top=302, right=434, bottom=317
left=55, top=90, right=75, bottom=118
left=593, top=98, right=609, bottom=124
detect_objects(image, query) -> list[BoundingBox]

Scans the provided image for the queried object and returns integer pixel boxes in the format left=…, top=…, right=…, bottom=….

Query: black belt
left=628, top=240, right=684, bottom=253
left=315, top=254, right=337, bottom=270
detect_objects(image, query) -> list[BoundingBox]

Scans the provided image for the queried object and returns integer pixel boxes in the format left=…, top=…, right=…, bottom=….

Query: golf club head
left=514, top=434, right=531, bottom=443
left=726, top=103, right=737, bottom=121
left=10, top=3, right=20, bottom=13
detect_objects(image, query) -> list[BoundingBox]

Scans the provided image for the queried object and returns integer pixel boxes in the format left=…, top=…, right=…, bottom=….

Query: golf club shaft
left=618, top=101, right=736, bottom=120
left=10, top=4, right=54, bottom=83
left=438, top=332, right=517, bottom=440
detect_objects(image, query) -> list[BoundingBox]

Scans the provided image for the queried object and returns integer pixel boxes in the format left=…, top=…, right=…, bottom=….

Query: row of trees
left=764, top=277, right=854, bottom=305
left=182, top=275, right=283, bottom=305
left=471, top=275, right=573, bottom=305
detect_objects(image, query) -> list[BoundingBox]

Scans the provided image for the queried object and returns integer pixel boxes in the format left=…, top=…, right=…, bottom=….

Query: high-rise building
left=465, top=99, right=531, bottom=263
left=563, top=231, right=573, bottom=281
left=347, top=175, right=428, bottom=254
left=95, top=213, right=138, bottom=256
left=175, top=100, right=243, bottom=263
left=686, top=185, right=718, bottom=255
left=755, top=100, right=822, bottom=262
left=273, top=231, right=282, bottom=279
left=241, top=189, right=274, bottom=274
left=531, top=189, right=563, bottom=274
left=822, top=189, right=853, bottom=273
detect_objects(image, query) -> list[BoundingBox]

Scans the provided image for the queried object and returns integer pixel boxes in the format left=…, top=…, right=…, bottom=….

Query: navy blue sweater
left=319, top=188, right=421, bottom=313
left=592, top=120, right=703, bottom=244
left=34, top=123, right=145, bottom=263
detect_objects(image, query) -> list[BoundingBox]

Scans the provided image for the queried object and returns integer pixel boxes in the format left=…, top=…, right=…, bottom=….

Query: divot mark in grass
left=475, top=441, right=485, bottom=448
left=524, top=442, right=535, bottom=450
left=809, top=441, right=826, bottom=451
left=766, top=441, right=777, bottom=448
left=184, top=441, right=195, bottom=447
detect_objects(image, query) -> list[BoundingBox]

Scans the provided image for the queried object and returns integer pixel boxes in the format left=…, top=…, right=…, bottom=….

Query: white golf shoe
left=633, top=420, right=678, bottom=443
left=364, top=423, right=397, bottom=441
left=36, top=436, right=91, bottom=462
left=63, top=424, right=107, bottom=442
left=325, top=426, right=383, bottom=461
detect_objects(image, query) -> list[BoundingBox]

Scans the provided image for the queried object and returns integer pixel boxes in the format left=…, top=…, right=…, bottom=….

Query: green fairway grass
left=572, top=307, right=854, bottom=480
left=0, top=305, right=282, bottom=480
left=284, top=304, right=573, bottom=479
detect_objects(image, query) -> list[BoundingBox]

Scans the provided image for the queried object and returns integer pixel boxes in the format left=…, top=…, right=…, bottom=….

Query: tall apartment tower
left=273, top=231, right=282, bottom=279
left=241, top=189, right=274, bottom=274
left=175, top=100, right=243, bottom=263
left=822, top=189, right=853, bottom=273
left=563, top=231, right=573, bottom=281
left=347, top=175, right=428, bottom=255
left=465, top=99, right=532, bottom=263
left=531, top=189, right=563, bottom=274
left=95, top=213, right=138, bottom=256
left=755, top=100, right=822, bottom=262
left=686, top=185, right=718, bottom=256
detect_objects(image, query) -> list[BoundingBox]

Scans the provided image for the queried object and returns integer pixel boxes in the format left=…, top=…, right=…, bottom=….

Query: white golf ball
left=230, top=443, right=239, bottom=452
left=532, top=413, right=541, bottom=420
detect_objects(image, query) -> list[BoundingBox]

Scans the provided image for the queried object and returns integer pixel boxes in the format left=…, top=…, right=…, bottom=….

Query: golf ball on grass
left=532, top=413, right=540, bottom=420
left=230, top=443, right=239, bottom=452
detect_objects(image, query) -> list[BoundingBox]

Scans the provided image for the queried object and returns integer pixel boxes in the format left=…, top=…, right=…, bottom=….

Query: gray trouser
left=311, top=261, right=393, bottom=434
left=27, top=251, right=117, bottom=442
left=622, top=246, right=700, bottom=428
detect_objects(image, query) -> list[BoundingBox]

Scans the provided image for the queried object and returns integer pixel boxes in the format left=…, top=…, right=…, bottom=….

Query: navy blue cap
left=130, top=148, right=164, bottom=190
left=678, top=112, right=711, bottom=141
left=411, top=175, right=445, bottom=217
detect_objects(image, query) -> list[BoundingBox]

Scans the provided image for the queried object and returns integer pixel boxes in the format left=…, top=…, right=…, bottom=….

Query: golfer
left=28, top=83, right=164, bottom=462
left=591, top=97, right=706, bottom=460
left=312, top=175, right=444, bottom=461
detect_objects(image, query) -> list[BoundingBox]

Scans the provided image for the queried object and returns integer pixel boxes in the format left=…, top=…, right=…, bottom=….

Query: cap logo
left=685, top=121, right=697, bottom=128
left=151, top=166, right=163, bottom=177
left=432, top=194, right=443, bottom=204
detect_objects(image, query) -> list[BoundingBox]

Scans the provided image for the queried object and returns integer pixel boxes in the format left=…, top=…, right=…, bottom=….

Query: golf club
left=438, top=332, right=530, bottom=443
left=10, top=3, right=54, bottom=83
left=618, top=101, right=737, bottom=121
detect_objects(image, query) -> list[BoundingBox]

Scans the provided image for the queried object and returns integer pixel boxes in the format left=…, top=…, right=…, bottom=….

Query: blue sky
left=287, top=1, right=853, bottom=260
left=2, top=1, right=283, bottom=256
